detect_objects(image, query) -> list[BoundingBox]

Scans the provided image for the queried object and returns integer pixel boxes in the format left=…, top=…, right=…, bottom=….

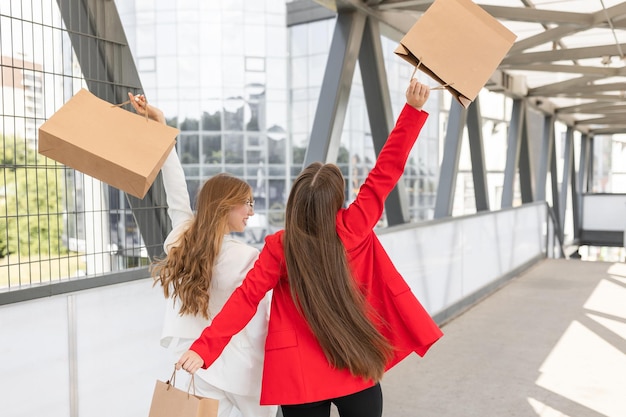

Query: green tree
left=0, top=135, right=66, bottom=258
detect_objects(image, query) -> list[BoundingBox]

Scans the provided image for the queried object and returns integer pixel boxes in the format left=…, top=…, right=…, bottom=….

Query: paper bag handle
left=112, top=99, right=150, bottom=122
left=409, top=55, right=454, bottom=91
left=166, top=364, right=197, bottom=398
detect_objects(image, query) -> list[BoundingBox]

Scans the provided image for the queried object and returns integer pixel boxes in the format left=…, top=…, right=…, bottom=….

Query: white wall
left=0, top=279, right=172, bottom=417
left=582, top=194, right=626, bottom=232
left=379, top=203, right=546, bottom=317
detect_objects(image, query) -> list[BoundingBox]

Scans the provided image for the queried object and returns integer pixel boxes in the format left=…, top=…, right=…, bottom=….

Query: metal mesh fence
left=0, top=0, right=163, bottom=296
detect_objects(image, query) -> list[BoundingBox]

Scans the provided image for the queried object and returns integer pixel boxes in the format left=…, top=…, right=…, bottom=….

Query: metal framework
left=0, top=0, right=170, bottom=305
left=290, top=0, right=621, bottom=250
left=466, top=99, right=489, bottom=212
left=303, top=11, right=411, bottom=225
left=434, top=101, right=465, bottom=218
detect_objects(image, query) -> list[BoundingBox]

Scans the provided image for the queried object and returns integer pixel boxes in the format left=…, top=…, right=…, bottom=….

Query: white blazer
left=158, top=149, right=271, bottom=397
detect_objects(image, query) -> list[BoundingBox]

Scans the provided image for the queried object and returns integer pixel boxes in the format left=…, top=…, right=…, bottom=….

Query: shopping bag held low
left=148, top=366, right=219, bottom=417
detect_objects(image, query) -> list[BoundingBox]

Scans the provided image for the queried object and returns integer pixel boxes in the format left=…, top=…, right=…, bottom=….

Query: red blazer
left=191, top=104, right=443, bottom=405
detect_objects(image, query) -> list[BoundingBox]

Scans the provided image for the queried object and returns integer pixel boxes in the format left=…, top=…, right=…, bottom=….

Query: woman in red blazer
left=178, top=79, right=443, bottom=417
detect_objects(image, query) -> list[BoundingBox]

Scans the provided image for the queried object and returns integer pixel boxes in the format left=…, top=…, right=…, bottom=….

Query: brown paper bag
left=395, top=0, right=517, bottom=108
left=148, top=370, right=219, bottom=417
left=38, top=89, right=178, bottom=198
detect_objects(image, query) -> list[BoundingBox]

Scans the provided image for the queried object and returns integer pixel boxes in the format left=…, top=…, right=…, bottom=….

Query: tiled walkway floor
left=381, top=258, right=626, bottom=417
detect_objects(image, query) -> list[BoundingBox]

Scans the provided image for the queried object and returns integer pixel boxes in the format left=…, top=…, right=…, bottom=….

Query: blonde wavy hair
left=151, top=173, right=253, bottom=320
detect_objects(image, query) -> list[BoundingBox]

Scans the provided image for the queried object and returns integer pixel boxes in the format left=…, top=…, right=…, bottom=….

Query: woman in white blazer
left=129, top=93, right=276, bottom=417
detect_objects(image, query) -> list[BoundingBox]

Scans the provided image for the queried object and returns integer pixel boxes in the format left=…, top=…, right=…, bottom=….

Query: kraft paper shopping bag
left=395, top=0, right=517, bottom=108
left=38, top=89, right=178, bottom=198
left=148, top=369, right=219, bottom=417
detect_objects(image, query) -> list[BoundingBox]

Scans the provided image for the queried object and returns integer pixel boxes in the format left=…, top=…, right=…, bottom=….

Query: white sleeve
left=160, top=148, right=194, bottom=252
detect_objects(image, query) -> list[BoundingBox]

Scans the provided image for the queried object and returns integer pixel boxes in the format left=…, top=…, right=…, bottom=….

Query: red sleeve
left=190, top=234, right=282, bottom=368
left=339, top=104, right=428, bottom=235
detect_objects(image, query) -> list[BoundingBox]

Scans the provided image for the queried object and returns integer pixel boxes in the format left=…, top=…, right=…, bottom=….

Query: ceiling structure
left=311, top=0, right=626, bottom=136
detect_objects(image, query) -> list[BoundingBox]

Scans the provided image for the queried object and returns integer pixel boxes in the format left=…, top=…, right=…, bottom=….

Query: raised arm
left=340, top=79, right=430, bottom=234
left=128, top=93, right=193, bottom=240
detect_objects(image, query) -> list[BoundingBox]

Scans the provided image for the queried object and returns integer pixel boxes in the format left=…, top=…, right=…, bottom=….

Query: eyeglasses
left=245, top=199, right=255, bottom=209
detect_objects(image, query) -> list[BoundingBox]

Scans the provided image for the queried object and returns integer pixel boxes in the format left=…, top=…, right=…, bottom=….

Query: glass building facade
left=116, top=0, right=443, bottom=245
left=117, top=1, right=291, bottom=246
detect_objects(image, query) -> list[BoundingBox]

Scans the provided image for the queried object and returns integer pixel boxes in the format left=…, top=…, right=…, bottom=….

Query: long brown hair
left=283, top=162, right=393, bottom=381
left=152, top=173, right=252, bottom=320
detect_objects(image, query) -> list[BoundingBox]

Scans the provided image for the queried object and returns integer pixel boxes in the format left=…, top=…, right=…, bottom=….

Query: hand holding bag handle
left=166, top=364, right=198, bottom=398
left=148, top=365, right=219, bottom=417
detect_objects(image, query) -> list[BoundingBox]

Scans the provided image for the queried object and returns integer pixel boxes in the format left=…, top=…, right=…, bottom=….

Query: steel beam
left=287, top=0, right=336, bottom=26
left=466, top=98, right=489, bottom=211
left=571, top=134, right=587, bottom=240
left=501, top=99, right=524, bottom=208
left=502, top=44, right=626, bottom=66
left=559, top=127, right=574, bottom=240
left=549, top=129, right=561, bottom=238
left=536, top=114, right=554, bottom=200
left=56, top=0, right=170, bottom=260
left=434, top=101, right=466, bottom=218
left=304, top=11, right=366, bottom=166
left=587, top=136, right=595, bottom=193
left=359, top=17, right=409, bottom=225
left=519, top=112, right=534, bottom=203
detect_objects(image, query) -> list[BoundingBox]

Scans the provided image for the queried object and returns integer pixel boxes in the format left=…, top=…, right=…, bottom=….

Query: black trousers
left=280, top=383, right=382, bottom=417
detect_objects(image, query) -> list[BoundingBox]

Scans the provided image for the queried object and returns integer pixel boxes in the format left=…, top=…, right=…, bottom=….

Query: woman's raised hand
left=127, top=92, right=166, bottom=124
left=405, top=79, right=430, bottom=111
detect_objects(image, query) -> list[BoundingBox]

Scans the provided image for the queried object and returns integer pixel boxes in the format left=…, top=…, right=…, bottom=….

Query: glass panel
left=157, top=56, right=178, bottom=88
left=592, top=136, right=612, bottom=192
left=308, top=20, right=332, bottom=55
left=291, top=57, right=308, bottom=89
left=182, top=166, right=200, bottom=177
left=178, top=15, right=200, bottom=55
left=266, top=58, right=286, bottom=90
left=245, top=56, right=265, bottom=72
left=202, top=134, right=221, bottom=164
left=224, top=165, right=244, bottom=176
left=187, top=179, right=201, bottom=209
left=202, top=165, right=223, bottom=177
left=222, top=23, right=244, bottom=55
left=245, top=83, right=264, bottom=132
left=155, top=23, right=176, bottom=53
left=201, top=109, right=221, bottom=131
left=223, top=96, right=245, bottom=131
left=180, top=115, right=199, bottom=131
left=268, top=179, right=286, bottom=227
left=244, top=25, right=266, bottom=56
left=179, top=134, right=200, bottom=164
left=178, top=56, right=201, bottom=89
left=247, top=149, right=263, bottom=164
left=224, top=133, right=244, bottom=163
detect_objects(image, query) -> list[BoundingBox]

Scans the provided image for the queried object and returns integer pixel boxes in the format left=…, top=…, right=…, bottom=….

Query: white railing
left=580, top=194, right=626, bottom=248
left=378, top=202, right=549, bottom=323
